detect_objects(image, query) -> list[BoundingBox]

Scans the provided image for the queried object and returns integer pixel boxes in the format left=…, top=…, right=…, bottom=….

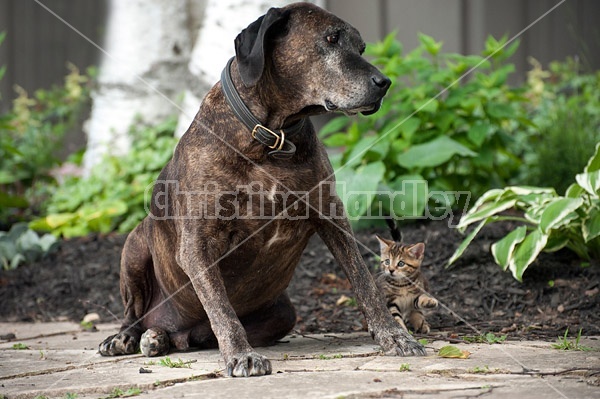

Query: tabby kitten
left=375, top=220, right=438, bottom=334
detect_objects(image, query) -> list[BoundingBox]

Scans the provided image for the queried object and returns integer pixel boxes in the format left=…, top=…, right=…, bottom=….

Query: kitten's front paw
left=419, top=296, right=439, bottom=309
left=415, top=322, right=431, bottom=334
left=373, top=324, right=427, bottom=357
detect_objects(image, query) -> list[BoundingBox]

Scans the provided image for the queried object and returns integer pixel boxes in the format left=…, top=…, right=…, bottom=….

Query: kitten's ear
left=376, top=235, right=394, bottom=253
left=407, top=243, right=425, bottom=260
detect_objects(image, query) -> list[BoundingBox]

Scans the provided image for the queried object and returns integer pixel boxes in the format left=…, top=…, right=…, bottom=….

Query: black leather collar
left=221, top=57, right=305, bottom=159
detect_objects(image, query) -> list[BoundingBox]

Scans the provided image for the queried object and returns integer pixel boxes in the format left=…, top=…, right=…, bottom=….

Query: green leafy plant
left=103, top=387, right=142, bottom=398
left=551, top=328, right=593, bottom=351
left=320, top=33, right=530, bottom=222
left=30, top=117, right=178, bottom=238
left=399, top=363, right=411, bottom=372
left=525, top=58, right=600, bottom=194
left=449, top=143, right=600, bottom=281
left=316, top=353, right=343, bottom=360
left=469, top=365, right=491, bottom=374
left=158, top=356, right=192, bottom=368
left=0, top=223, right=57, bottom=269
left=11, top=343, right=29, bottom=350
left=462, top=332, right=507, bottom=344
left=0, top=43, right=94, bottom=225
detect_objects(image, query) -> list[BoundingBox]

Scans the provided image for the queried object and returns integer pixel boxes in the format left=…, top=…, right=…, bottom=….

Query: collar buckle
left=252, top=124, right=286, bottom=151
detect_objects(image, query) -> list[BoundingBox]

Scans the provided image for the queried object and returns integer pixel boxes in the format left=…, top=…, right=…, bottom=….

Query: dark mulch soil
left=1, top=219, right=599, bottom=341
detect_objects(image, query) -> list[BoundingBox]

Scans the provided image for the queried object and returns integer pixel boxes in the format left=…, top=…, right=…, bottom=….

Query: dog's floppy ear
left=234, top=7, right=290, bottom=87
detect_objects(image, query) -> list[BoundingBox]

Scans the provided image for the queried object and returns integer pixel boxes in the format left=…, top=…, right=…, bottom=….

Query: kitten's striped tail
left=385, top=218, right=402, bottom=242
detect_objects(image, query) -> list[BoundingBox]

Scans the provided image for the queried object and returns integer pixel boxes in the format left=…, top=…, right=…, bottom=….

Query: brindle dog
left=99, top=2, right=425, bottom=377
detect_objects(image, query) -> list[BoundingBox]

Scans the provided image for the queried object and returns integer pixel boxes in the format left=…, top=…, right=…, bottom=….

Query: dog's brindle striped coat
left=99, top=2, right=425, bottom=377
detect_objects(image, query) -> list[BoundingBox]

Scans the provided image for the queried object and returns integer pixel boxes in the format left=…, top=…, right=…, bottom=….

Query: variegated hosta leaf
left=575, top=170, right=600, bottom=197
left=457, top=198, right=516, bottom=231
left=565, top=183, right=584, bottom=199
left=544, top=232, right=570, bottom=253
left=583, top=206, right=600, bottom=243
left=509, top=229, right=549, bottom=282
left=500, top=186, right=555, bottom=198
left=583, top=142, right=600, bottom=173
left=491, top=225, right=527, bottom=271
left=447, top=219, right=489, bottom=267
left=524, top=204, right=546, bottom=224
left=539, top=197, right=584, bottom=234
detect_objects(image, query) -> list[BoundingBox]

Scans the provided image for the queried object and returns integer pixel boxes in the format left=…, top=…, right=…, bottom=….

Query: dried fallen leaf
left=438, top=345, right=471, bottom=359
left=336, top=295, right=351, bottom=306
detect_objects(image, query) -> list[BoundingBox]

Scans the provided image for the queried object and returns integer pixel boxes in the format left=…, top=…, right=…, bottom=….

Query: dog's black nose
left=372, top=74, right=391, bottom=91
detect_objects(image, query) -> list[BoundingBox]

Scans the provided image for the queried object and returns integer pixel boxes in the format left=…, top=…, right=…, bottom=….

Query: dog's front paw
left=226, top=351, right=272, bottom=377
left=99, top=332, right=139, bottom=356
left=373, top=325, right=427, bottom=357
left=140, top=327, right=170, bottom=357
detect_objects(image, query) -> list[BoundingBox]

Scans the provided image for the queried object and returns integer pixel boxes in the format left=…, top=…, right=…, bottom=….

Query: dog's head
left=234, top=2, right=391, bottom=116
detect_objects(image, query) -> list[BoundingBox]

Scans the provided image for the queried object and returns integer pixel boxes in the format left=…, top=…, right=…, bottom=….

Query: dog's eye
left=326, top=33, right=339, bottom=44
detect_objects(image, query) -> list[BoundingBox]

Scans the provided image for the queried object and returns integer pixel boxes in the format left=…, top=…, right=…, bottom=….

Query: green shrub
left=524, top=58, right=600, bottom=193
left=0, top=32, right=94, bottom=226
left=320, top=33, right=531, bottom=222
left=0, top=223, right=57, bottom=270
left=449, top=143, right=600, bottom=281
left=30, top=117, right=178, bottom=238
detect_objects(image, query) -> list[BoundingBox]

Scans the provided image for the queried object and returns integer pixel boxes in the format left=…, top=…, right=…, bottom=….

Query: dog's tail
left=385, top=218, right=402, bottom=243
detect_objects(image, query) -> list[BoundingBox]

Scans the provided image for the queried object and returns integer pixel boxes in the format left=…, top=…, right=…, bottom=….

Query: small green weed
left=462, top=332, right=507, bottom=344
left=63, top=393, right=78, bottom=399
left=469, top=365, right=490, bottom=374
left=103, top=387, right=142, bottom=398
left=418, top=338, right=429, bottom=346
left=316, top=353, right=343, bottom=360
left=158, top=356, right=192, bottom=368
left=80, top=320, right=94, bottom=330
left=399, top=363, right=410, bottom=372
left=12, top=343, right=29, bottom=350
left=552, top=328, right=593, bottom=351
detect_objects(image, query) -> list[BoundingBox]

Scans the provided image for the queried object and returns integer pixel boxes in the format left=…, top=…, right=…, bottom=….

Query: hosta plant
left=0, top=223, right=57, bottom=269
left=448, top=143, right=600, bottom=281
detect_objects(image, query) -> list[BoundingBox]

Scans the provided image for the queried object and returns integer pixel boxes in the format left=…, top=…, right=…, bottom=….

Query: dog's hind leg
left=185, top=291, right=296, bottom=350
left=242, top=291, right=296, bottom=347
left=99, top=223, right=153, bottom=356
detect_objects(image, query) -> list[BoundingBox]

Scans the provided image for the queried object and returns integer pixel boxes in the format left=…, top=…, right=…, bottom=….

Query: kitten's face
left=376, top=236, right=425, bottom=278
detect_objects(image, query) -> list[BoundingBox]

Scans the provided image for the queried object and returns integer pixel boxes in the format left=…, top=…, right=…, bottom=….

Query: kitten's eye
left=397, top=261, right=405, bottom=267
left=383, top=259, right=390, bottom=265
left=326, top=33, right=339, bottom=44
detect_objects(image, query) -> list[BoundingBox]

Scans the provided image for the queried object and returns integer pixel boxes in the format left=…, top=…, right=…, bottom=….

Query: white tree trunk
left=174, top=0, right=324, bottom=138
left=83, top=0, right=325, bottom=171
left=83, top=0, right=197, bottom=173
